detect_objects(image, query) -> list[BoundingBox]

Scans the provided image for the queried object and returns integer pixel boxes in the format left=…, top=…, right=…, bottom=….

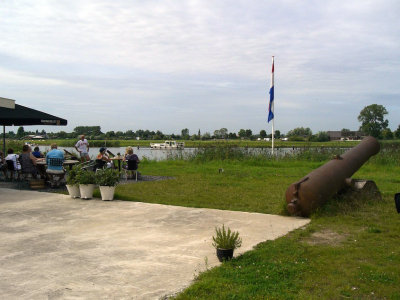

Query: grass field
left=102, top=143, right=400, bottom=299
left=5, top=138, right=400, bottom=298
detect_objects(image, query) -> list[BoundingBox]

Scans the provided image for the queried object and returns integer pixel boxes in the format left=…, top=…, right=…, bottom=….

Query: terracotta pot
left=66, top=184, right=80, bottom=198
left=79, top=184, right=95, bottom=199
left=99, top=186, right=116, bottom=201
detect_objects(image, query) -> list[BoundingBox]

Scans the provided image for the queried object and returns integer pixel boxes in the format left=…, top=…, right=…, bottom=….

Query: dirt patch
left=304, top=229, right=347, bottom=246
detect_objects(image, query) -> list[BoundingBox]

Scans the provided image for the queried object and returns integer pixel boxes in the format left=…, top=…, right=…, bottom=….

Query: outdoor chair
left=46, top=158, right=66, bottom=187
left=124, top=160, right=138, bottom=181
left=19, top=158, right=38, bottom=181
left=6, top=160, right=20, bottom=181
left=79, top=160, right=95, bottom=171
left=93, top=159, right=107, bottom=172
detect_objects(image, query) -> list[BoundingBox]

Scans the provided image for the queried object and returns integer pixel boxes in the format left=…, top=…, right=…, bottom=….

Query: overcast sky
left=1, top=0, right=399, bottom=135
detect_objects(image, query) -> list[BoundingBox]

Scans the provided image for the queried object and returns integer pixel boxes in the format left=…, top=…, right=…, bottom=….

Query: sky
left=1, top=0, right=399, bottom=135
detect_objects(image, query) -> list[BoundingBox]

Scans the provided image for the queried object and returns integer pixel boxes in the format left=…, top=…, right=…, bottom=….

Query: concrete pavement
left=0, top=188, right=310, bottom=299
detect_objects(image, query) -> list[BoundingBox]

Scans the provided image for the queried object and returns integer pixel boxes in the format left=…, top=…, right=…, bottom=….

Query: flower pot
left=99, top=186, right=116, bottom=201
left=216, top=248, right=234, bottom=262
left=395, top=193, right=400, bottom=213
left=66, top=184, right=80, bottom=198
left=79, top=184, right=95, bottom=199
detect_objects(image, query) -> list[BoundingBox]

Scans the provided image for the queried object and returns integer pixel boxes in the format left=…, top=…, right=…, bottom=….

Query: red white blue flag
left=268, top=57, right=274, bottom=122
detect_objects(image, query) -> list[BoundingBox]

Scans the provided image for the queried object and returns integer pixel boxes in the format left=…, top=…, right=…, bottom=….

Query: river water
left=37, top=146, right=197, bottom=160
left=37, top=145, right=304, bottom=160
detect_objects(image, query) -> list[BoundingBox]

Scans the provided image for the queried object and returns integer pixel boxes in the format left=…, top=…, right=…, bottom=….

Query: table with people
left=94, top=146, right=140, bottom=179
left=0, top=143, right=79, bottom=185
left=0, top=141, right=141, bottom=185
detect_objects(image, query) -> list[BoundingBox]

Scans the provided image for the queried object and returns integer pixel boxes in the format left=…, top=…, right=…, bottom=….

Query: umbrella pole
left=2, top=125, right=5, bottom=155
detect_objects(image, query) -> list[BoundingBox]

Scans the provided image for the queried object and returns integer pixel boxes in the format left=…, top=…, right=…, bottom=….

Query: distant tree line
left=1, top=104, right=399, bottom=141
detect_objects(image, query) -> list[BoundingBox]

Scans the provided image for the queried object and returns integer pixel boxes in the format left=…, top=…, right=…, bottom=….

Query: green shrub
left=212, top=224, right=242, bottom=250
left=95, top=168, right=120, bottom=186
left=66, top=165, right=81, bottom=185
left=76, top=169, right=96, bottom=184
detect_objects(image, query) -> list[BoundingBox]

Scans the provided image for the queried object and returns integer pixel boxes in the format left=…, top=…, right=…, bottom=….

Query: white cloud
left=0, top=0, right=399, bottom=133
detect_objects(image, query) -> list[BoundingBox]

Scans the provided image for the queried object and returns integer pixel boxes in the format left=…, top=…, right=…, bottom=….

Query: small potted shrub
left=77, top=169, right=96, bottom=199
left=66, top=165, right=80, bottom=198
left=95, top=168, right=120, bottom=201
left=212, top=224, right=242, bottom=262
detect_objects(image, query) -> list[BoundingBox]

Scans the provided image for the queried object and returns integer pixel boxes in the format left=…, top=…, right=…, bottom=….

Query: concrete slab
left=0, top=188, right=310, bottom=299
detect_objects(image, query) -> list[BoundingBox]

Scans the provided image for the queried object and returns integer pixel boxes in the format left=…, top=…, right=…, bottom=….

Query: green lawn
left=105, top=148, right=400, bottom=299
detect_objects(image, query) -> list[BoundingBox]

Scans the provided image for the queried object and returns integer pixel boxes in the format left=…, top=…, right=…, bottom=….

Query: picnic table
left=36, top=159, right=80, bottom=170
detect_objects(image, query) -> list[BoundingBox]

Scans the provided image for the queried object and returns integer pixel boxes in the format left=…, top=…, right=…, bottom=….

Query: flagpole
left=272, top=107, right=274, bottom=155
left=271, top=56, right=274, bottom=155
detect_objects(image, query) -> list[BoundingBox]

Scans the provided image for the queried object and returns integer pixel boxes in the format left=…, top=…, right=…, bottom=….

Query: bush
left=66, top=165, right=81, bottom=185
left=212, top=224, right=242, bottom=250
left=95, top=168, right=120, bottom=186
left=77, top=169, right=96, bottom=184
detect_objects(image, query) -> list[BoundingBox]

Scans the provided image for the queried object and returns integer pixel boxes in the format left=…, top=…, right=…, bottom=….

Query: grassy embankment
left=109, top=143, right=399, bottom=299
left=4, top=139, right=400, bottom=297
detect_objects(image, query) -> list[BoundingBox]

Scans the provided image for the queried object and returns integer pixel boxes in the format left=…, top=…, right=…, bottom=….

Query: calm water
left=38, top=146, right=197, bottom=161
left=37, top=145, right=301, bottom=160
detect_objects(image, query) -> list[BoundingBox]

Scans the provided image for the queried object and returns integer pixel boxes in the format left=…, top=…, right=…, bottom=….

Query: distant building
left=327, top=131, right=363, bottom=141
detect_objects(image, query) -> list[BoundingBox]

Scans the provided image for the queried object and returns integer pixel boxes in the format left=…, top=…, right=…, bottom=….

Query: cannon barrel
left=285, top=136, right=380, bottom=217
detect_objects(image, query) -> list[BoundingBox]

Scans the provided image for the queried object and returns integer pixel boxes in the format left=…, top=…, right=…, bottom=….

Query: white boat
left=150, top=140, right=185, bottom=149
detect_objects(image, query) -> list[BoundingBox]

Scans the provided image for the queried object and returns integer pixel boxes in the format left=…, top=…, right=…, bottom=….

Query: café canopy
left=0, top=97, right=67, bottom=153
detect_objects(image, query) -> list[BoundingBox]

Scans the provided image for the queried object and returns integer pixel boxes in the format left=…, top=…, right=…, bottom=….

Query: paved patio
left=0, top=188, right=310, bottom=299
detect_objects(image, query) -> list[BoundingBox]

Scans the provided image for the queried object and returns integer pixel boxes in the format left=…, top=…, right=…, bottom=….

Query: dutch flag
left=268, top=57, right=274, bottom=123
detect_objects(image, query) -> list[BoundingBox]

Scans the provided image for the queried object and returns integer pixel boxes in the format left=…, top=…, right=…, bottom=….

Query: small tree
left=341, top=128, right=351, bottom=138
left=381, top=128, right=393, bottom=140
left=181, top=128, right=189, bottom=139
left=395, top=125, right=400, bottom=139
left=259, top=130, right=267, bottom=138
left=358, top=104, right=388, bottom=138
left=310, top=131, right=330, bottom=142
left=238, top=129, right=246, bottom=138
left=17, top=126, right=25, bottom=138
left=245, top=129, right=252, bottom=138
left=274, top=130, right=281, bottom=139
left=287, top=127, right=312, bottom=137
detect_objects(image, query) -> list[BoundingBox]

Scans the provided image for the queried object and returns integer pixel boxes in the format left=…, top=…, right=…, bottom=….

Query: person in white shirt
left=74, top=135, right=90, bottom=162
left=5, top=148, right=21, bottom=170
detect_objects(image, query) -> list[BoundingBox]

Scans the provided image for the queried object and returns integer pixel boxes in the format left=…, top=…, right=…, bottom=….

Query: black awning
left=0, top=104, right=67, bottom=126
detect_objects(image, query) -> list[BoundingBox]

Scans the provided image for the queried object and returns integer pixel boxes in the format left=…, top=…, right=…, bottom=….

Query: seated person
left=20, top=145, right=39, bottom=178
left=0, top=150, right=7, bottom=178
left=96, top=147, right=112, bottom=169
left=46, top=144, right=65, bottom=187
left=46, top=143, right=65, bottom=172
left=32, top=146, right=44, bottom=158
left=5, top=148, right=21, bottom=171
left=123, top=147, right=140, bottom=170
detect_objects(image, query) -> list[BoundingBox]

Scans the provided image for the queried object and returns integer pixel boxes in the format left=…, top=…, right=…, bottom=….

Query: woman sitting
left=20, top=145, right=39, bottom=178
left=96, top=147, right=113, bottom=169
left=123, top=147, right=140, bottom=179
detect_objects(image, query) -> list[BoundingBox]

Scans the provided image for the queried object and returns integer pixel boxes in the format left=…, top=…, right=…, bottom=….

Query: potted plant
left=212, top=224, right=242, bottom=262
left=95, top=168, right=120, bottom=201
left=77, top=169, right=96, bottom=199
left=65, top=165, right=80, bottom=198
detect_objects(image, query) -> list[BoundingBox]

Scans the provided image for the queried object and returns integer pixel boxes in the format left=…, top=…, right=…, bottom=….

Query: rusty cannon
left=285, top=136, right=380, bottom=217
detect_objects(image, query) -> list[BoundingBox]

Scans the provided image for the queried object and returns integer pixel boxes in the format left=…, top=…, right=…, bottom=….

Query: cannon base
left=336, top=179, right=382, bottom=205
